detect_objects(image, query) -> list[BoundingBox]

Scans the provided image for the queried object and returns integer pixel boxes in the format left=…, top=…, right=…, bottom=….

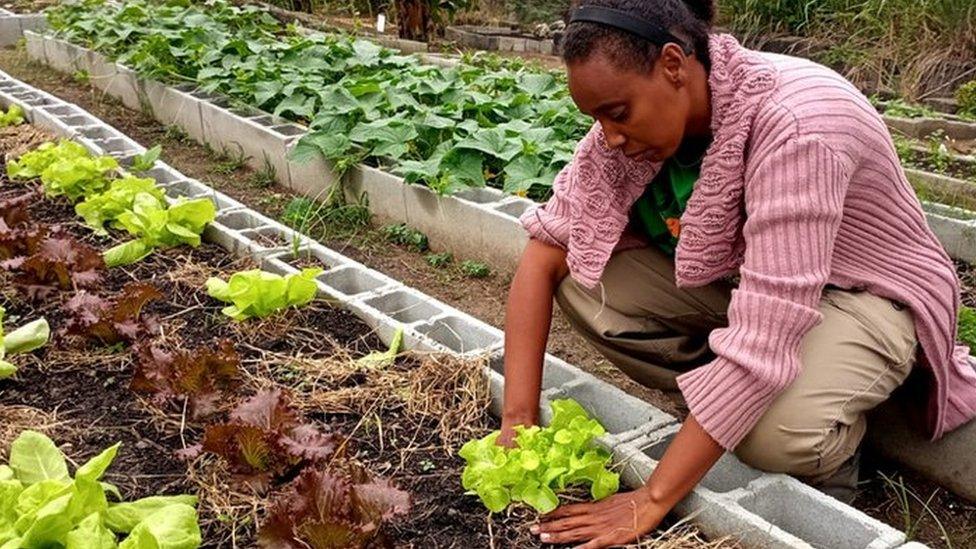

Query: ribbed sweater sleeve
left=675, top=135, right=853, bottom=450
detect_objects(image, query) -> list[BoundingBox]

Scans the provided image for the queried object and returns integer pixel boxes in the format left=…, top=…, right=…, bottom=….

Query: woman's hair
left=561, top=0, right=715, bottom=72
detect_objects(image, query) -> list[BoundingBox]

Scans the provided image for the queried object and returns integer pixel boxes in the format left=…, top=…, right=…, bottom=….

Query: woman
left=500, top=0, right=976, bottom=547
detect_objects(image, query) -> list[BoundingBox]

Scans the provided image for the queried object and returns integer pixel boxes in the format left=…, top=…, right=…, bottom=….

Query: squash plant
left=460, top=399, right=620, bottom=514
left=0, top=430, right=201, bottom=548
left=46, top=0, right=588, bottom=200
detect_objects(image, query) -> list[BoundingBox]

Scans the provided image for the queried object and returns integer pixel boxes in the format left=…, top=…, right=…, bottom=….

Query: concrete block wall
left=0, top=67, right=931, bottom=548
left=0, top=12, right=45, bottom=47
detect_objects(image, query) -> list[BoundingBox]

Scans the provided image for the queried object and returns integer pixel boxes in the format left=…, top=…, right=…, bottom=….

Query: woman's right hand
left=497, top=414, right=537, bottom=448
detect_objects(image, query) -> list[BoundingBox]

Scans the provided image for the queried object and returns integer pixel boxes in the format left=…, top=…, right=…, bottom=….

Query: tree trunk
left=395, top=0, right=431, bottom=41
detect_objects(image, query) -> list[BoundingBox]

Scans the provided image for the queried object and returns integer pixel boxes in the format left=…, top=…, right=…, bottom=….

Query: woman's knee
left=732, top=409, right=860, bottom=478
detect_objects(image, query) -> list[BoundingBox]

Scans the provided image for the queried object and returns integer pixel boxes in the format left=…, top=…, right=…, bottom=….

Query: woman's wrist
left=501, top=409, right=538, bottom=426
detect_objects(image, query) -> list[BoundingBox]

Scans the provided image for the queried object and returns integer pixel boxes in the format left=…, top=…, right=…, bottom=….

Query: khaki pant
left=556, top=247, right=918, bottom=485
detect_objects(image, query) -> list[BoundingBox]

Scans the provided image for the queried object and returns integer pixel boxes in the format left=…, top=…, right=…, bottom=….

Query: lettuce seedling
left=7, top=140, right=117, bottom=201
left=102, top=194, right=216, bottom=267
left=205, top=268, right=322, bottom=320
left=1, top=229, right=105, bottom=300
left=459, top=399, right=619, bottom=514
left=258, top=466, right=411, bottom=548
left=0, top=189, right=39, bottom=230
left=75, top=176, right=167, bottom=235
left=64, top=283, right=162, bottom=345
left=186, top=390, right=337, bottom=491
left=0, top=305, right=49, bottom=379
left=0, top=105, right=24, bottom=128
left=0, top=430, right=201, bottom=548
left=130, top=340, right=240, bottom=419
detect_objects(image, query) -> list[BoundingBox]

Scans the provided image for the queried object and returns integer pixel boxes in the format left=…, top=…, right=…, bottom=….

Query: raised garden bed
left=0, top=123, right=561, bottom=547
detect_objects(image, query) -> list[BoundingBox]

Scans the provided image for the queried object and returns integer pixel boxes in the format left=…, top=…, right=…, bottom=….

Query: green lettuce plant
left=75, top=176, right=166, bottom=235
left=0, top=430, right=201, bottom=548
left=0, top=305, right=49, bottom=379
left=205, top=268, right=322, bottom=320
left=7, top=141, right=117, bottom=201
left=459, top=399, right=619, bottom=514
left=102, top=194, right=216, bottom=267
left=0, top=105, right=24, bottom=128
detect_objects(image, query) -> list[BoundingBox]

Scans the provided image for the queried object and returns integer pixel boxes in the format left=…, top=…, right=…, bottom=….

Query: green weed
left=382, top=224, right=429, bottom=253
left=459, top=260, right=490, bottom=278
left=425, top=252, right=453, bottom=268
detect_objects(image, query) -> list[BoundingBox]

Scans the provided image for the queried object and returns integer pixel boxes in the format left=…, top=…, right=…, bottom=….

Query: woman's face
left=567, top=44, right=694, bottom=163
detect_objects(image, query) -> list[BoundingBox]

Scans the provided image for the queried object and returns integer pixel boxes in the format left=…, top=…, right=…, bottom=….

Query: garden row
left=0, top=114, right=445, bottom=546
left=0, top=74, right=673, bottom=547
left=0, top=61, right=923, bottom=549
left=0, top=110, right=627, bottom=547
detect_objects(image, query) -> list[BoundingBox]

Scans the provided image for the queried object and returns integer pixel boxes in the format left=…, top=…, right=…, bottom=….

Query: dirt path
left=3, top=45, right=976, bottom=547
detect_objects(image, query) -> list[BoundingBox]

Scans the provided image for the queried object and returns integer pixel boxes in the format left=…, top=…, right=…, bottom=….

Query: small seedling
left=72, top=69, right=90, bottom=84
left=425, top=252, right=453, bottom=268
left=210, top=147, right=249, bottom=175
left=129, top=144, right=162, bottom=173
left=459, top=260, right=490, bottom=278
left=420, top=459, right=436, bottom=472
left=249, top=157, right=277, bottom=189
left=383, top=223, right=429, bottom=252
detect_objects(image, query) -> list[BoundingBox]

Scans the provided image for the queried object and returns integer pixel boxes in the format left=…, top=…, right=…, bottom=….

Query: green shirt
left=632, top=154, right=703, bottom=255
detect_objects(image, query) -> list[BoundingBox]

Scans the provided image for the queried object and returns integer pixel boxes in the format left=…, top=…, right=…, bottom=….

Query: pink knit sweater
left=521, top=34, right=976, bottom=450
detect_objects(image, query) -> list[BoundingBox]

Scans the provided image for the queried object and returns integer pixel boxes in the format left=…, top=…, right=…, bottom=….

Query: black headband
left=569, top=6, right=691, bottom=53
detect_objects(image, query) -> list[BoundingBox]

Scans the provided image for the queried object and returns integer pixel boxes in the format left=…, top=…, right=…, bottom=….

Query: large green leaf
left=65, top=513, right=117, bottom=549
left=105, top=496, right=198, bottom=534
left=117, top=504, right=200, bottom=549
left=9, top=432, right=69, bottom=485
left=454, top=127, right=522, bottom=162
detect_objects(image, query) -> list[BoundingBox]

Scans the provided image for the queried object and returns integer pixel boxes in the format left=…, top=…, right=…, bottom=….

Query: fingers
left=542, top=501, right=597, bottom=519
left=574, top=533, right=627, bottom=549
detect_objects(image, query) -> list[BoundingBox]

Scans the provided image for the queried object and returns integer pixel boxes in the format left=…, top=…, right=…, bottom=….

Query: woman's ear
left=659, top=43, right=688, bottom=86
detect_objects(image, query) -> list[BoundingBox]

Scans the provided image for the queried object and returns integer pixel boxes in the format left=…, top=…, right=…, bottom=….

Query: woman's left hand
left=530, top=487, right=668, bottom=548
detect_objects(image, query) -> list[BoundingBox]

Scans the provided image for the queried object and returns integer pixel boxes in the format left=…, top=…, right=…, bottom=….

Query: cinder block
left=28, top=106, right=75, bottom=138
left=317, top=265, right=395, bottom=300
left=199, top=100, right=292, bottom=187
left=215, top=208, right=280, bottom=231
left=139, top=80, right=205, bottom=142
left=633, top=428, right=763, bottom=495
left=485, top=353, right=593, bottom=398
left=920, top=200, right=976, bottom=263
left=285, top=139, right=341, bottom=198
left=202, top=221, right=249, bottom=255
left=413, top=314, right=502, bottom=355
left=479, top=206, right=529, bottom=268
left=85, top=50, right=118, bottom=95
left=162, top=179, right=216, bottom=200
left=23, top=31, right=46, bottom=63
left=103, top=64, right=141, bottom=111
left=493, top=197, right=534, bottom=219
left=867, top=393, right=976, bottom=501
left=343, top=164, right=404, bottom=221
left=735, top=476, right=905, bottom=548
left=0, top=16, right=20, bottom=47
left=361, top=288, right=447, bottom=325
left=43, top=37, right=73, bottom=73
left=261, top=243, right=351, bottom=276
left=544, top=377, right=675, bottom=437
left=17, top=15, right=47, bottom=35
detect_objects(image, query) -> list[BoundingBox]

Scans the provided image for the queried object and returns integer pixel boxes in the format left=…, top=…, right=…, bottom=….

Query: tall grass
left=720, top=0, right=976, bottom=99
